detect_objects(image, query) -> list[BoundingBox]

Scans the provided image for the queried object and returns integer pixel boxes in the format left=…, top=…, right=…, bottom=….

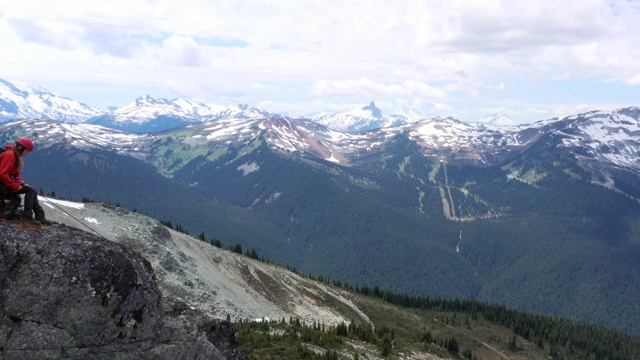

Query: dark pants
left=14, top=185, right=46, bottom=220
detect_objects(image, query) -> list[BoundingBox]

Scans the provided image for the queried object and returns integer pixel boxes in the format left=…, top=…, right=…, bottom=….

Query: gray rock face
left=0, top=222, right=247, bottom=360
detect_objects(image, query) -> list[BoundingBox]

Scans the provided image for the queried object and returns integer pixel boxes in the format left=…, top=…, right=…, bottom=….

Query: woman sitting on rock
left=0, top=137, right=52, bottom=225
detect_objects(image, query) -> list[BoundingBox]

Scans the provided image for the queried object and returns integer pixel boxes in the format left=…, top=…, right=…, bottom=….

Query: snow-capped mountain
left=479, top=113, right=518, bottom=127
left=310, top=101, right=422, bottom=132
left=0, top=78, right=531, bottom=135
left=5, top=106, right=639, bottom=177
left=86, top=95, right=279, bottom=133
left=108, top=95, right=276, bottom=123
left=0, top=79, right=107, bottom=123
left=552, top=107, right=640, bottom=171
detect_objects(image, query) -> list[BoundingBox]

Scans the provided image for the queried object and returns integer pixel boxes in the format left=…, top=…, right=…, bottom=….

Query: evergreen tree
left=233, top=243, right=243, bottom=254
left=446, top=336, right=459, bottom=354
left=509, top=334, right=517, bottom=351
left=380, top=335, right=392, bottom=357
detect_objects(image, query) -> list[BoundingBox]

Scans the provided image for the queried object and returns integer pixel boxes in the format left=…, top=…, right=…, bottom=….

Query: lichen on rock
left=0, top=222, right=247, bottom=360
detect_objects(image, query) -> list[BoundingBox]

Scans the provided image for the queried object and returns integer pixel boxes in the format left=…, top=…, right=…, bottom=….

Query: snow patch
left=237, top=162, right=260, bottom=175
left=41, top=197, right=85, bottom=209
left=84, top=217, right=101, bottom=224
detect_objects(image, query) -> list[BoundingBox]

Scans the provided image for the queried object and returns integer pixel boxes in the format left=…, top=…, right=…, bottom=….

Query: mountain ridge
left=1, top=79, right=515, bottom=133
left=3, top=104, right=638, bottom=196
left=86, top=95, right=279, bottom=133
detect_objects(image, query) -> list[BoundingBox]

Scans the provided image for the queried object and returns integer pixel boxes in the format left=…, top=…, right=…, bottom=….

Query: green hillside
left=235, top=274, right=640, bottom=360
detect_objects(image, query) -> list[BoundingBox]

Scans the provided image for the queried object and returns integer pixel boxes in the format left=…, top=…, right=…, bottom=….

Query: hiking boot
left=20, top=217, right=42, bottom=225
left=36, top=218, right=53, bottom=226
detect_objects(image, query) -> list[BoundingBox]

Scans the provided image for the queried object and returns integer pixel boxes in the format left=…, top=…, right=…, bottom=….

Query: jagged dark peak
left=31, top=86, right=54, bottom=96
left=362, top=101, right=383, bottom=118
left=135, top=94, right=152, bottom=105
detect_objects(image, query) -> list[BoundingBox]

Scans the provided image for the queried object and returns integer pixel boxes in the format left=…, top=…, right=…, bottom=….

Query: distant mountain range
left=86, top=95, right=278, bottom=133
left=0, top=79, right=281, bottom=133
left=2, top=79, right=510, bottom=133
left=4, top=107, right=639, bottom=192
left=3, top=78, right=640, bottom=337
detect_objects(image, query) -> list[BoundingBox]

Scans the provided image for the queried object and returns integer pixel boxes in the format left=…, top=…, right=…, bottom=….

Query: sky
left=1, top=0, right=640, bottom=124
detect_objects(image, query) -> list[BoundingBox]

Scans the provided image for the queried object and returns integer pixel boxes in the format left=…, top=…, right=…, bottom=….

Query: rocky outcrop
left=0, top=222, right=247, bottom=360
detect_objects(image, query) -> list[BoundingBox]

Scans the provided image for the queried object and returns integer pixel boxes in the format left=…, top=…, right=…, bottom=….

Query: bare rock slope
left=42, top=198, right=370, bottom=327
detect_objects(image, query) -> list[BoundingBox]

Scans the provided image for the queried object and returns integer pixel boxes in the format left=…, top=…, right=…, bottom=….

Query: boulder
left=0, top=222, right=247, bottom=359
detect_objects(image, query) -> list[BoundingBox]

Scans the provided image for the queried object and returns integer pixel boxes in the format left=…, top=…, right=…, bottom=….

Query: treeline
left=159, top=219, right=269, bottom=262
left=235, top=317, right=344, bottom=359
left=349, top=285, right=640, bottom=360
left=452, top=160, right=640, bottom=218
left=236, top=316, right=462, bottom=359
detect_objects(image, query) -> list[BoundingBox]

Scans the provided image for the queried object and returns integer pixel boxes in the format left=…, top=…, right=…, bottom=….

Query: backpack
left=1, top=193, right=21, bottom=220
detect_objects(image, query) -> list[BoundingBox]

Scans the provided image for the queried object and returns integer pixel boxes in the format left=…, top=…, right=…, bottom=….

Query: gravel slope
left=41, top=197, right=370, bottom=326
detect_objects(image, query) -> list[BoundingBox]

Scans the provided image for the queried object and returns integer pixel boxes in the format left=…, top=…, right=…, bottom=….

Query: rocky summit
left=0, top=221, right=247, bottom=360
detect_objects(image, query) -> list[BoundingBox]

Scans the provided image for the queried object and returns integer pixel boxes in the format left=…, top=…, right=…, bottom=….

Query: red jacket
left=0, top=145, right=22, bottom=191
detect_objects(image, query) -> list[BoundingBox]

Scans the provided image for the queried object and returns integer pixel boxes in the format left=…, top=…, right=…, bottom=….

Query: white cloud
left=486, top=82, right=506, bottom=91
left=6, top=15, right=139, bottom=58
left=402, top=80, right=448, bottom=99
left=0, top=0, right=639, bottom=117
left=629, top=74, right=640, bottom=86
left=158, top=35, right=206, bottom=67
left=312, top=78, right=405, bottom=97
left=312, top=78, right=447, bottom=100
left=8, top=16, right=82, bottom=50
left=433, top=103, right=455, bottom=113
left=257, top=100, right=356, bottom=116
